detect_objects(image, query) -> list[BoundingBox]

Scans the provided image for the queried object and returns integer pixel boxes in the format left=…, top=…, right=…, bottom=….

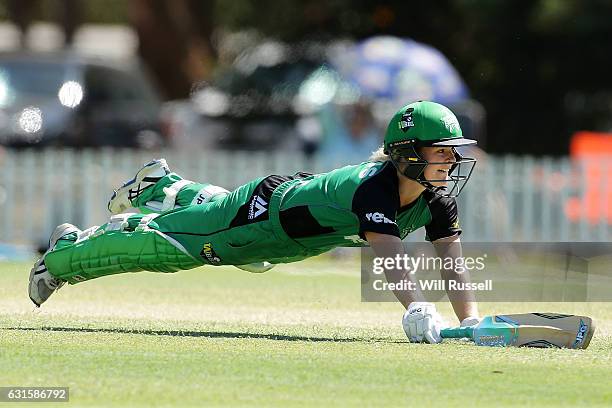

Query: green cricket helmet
left=383, top=101, right=477, bottom=197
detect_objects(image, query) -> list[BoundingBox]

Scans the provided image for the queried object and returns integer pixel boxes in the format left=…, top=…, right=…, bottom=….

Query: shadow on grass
left=2, top=326, right=405, bottom=344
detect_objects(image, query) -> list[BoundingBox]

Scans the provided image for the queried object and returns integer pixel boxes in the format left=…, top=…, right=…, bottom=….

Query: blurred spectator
left=316, top=101, right=381, bottom=165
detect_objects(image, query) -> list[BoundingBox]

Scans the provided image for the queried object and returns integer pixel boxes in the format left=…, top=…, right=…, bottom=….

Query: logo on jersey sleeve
left=359, top=163, right=382, bottom=179
left=344, top=235, right=368, bottom=244
left=365, top=212, right=396, bottom=225
left=248, top=195, right=268, bottom=220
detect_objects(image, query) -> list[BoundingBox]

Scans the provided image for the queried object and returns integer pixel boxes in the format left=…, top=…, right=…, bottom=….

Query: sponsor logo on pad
left=200, top=242, right=221, bottom=265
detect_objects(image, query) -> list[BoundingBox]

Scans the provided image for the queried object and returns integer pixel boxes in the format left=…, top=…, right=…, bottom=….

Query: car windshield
left=0, top=61, right=73, bottom=107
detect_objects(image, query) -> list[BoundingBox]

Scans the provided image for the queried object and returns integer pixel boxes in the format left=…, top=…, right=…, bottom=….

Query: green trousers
left=45, top=173, right=307, bottom=284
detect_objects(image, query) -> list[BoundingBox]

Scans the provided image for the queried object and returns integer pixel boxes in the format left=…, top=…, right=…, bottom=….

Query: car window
left=84, top=66, right=158, bottom=105
left=0, top=60, right=70, bottom=107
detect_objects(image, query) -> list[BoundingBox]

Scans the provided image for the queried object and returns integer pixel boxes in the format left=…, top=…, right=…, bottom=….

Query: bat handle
left=440, top=327, right=474, bottom=339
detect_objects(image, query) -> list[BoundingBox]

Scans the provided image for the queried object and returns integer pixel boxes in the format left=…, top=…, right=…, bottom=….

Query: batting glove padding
left=402, top=302, right=447, bottom=344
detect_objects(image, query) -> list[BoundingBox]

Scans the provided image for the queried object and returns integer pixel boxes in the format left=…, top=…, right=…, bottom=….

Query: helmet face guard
left=388, top=144, right=476, bottom=198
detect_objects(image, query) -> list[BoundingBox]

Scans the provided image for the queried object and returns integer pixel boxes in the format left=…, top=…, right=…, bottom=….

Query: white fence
left=2, top=149, right=611, bottom=247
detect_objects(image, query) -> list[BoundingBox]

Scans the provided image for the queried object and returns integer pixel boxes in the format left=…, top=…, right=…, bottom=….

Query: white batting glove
left=402, top=302, right=447, bottom=344
left=460, top=316, right=481, bottom=328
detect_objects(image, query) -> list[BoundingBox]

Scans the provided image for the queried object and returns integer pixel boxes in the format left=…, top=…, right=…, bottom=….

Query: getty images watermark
left=370, top=252, right=491, bottom=292
left=361, top=242, right=612, bottom=302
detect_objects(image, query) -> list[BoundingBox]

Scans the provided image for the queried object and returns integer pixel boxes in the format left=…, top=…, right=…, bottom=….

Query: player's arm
left=365, top=231, right=426, bottom=309
left=351, top=164, right=445, bottom=343
left=432, top=234, right=479, bottom=323
left=352, top=165, right=426, bottom=308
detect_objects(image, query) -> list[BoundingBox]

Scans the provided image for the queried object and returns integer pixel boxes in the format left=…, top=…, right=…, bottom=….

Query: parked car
left=175, top=41, right=332, bottom=153
left=0, top=51, right=167, bottom=148
left=169, top=39, right=485, bottom=155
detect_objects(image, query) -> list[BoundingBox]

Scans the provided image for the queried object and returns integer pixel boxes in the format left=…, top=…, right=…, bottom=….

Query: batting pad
left=45, top=216, right=202, bottom=284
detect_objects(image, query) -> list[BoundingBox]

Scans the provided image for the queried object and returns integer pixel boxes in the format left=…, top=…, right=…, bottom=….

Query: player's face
left=420, top=146, right=456, bottom=186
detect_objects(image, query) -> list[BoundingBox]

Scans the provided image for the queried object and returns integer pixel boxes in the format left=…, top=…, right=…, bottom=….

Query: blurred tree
left=215, top=0, right=374, bottom=41
left=56, top=0, right=82, bottom=46
left=128, top=0, right=215, bottom=99
left=0, top=0, right=213, bottom=99
left=6, top=0, right=82, bottom=47
left=82, top=0, right=129, bottom=24
left=6, top=0, right=40, bottom=48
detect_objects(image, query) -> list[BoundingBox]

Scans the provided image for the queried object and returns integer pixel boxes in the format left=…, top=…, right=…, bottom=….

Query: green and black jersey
left=276, top=161, right=461, bottom=247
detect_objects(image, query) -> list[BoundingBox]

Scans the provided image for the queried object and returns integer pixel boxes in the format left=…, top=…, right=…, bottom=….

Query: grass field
left=1, top=256, right=611, bottom=407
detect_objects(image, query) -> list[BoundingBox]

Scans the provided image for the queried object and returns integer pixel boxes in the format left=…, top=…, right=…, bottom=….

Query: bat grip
left=440, top=327, right=474, bottom=339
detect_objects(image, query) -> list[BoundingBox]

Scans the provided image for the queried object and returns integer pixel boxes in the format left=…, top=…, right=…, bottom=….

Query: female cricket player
left=29, top=101, right=480, bottom=343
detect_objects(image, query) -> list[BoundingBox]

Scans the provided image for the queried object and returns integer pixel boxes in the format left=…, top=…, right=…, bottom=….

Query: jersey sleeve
left=351, top=164, right=401, bottom=238
left=424, top=192, right=462, bottom=241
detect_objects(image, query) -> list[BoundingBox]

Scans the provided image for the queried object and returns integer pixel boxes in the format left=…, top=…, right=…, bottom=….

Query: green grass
left=1, top=256, right=611, bottom=407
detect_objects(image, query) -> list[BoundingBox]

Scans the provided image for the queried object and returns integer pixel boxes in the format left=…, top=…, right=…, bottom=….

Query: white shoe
left=108, top=158, right=170, bottom=214
left=29, top=223, right=81, bottom=307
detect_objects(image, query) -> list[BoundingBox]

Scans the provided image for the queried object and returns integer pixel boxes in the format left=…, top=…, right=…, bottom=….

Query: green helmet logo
left=384, top=101, right=474, bottom=153
left=383, top=101, right=477, bottom=197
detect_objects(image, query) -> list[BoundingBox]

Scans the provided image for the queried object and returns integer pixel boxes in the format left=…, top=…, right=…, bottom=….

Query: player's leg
left=28, top=213, right=202, bottom=307
left=107, top=158, right=229, bottom=214
left=29, top=171, right=286, bottom=306
left=106, top=158, right=274, bottom=273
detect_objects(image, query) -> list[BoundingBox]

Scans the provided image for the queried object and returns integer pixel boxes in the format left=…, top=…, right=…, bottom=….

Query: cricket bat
left=441, top=313, right=595, bottom=349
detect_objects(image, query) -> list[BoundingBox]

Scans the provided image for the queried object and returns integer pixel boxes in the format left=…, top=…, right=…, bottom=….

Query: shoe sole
left=108, top=159, right=169, bottom=214
left=28, top=223, right=80, bottom=307
left=235, top=262, right=276, bottom=273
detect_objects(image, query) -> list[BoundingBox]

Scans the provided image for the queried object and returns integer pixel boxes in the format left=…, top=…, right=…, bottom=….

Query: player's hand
left=460, top=316, right=481, bottom=328
left=402, top=302, right=447, bottom=344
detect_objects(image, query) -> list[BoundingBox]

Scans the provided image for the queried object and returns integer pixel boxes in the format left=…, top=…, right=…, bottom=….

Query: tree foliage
left=3, top=0, right=612, bottom=153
